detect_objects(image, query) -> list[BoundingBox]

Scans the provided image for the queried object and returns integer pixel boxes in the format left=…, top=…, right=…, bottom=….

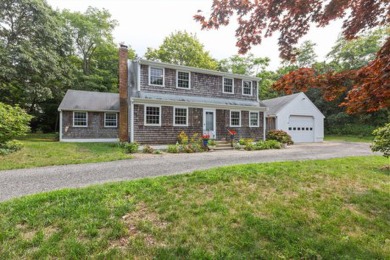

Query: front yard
left=0, top=134, right=132, bottom=171
left=0, top=156, right=388, bottom=259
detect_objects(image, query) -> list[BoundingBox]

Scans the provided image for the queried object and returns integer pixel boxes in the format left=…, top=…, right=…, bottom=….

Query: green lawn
left=0, top=156, right=388, bottom=259
left=0, top=134, right=132, bottom=170
left=325, top=135, right=373, bottom=143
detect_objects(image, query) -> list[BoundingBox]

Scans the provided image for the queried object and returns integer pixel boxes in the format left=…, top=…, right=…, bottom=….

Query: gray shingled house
left=58, top=45, right=267, bottom=143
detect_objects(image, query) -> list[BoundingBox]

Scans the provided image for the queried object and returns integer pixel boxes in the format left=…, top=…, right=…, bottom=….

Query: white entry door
left=288, top=115, right=314, bottom=143
left=203, top=109, right=216, bottom=139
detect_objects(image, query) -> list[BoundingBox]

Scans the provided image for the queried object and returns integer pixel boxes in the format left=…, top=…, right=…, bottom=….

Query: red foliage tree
left=195, top=0, right=390, bottom=113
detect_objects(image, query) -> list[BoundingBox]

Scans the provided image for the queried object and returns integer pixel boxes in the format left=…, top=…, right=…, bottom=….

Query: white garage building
left=263, top=92, right=325, bottom=143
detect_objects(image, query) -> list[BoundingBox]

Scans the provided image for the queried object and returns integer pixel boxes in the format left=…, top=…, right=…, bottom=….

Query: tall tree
left=218, top=54, right=269, bottom=76
left=145, top=31, right=218, bottom=70
left=195, top=1, right=390, bottom=113
left=0, top=0, right=74, bottom=112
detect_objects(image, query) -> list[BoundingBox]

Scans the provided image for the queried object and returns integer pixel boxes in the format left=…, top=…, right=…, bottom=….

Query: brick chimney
left=119, top=44, right=129, bottom=142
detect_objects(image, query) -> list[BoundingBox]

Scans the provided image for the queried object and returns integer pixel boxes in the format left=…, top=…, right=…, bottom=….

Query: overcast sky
left=47, top=0, right=344, bottom=70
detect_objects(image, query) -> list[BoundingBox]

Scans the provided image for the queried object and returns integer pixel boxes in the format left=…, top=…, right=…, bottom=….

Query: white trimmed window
left=145, top=105, right=161, bottom=126
left=223, top=77, right=234, bottom=94
left=177, top=71, right=190, bottom=89
left=174, top=107, right=188, bottom=126
left=242, top=80, right=252, bottom=96
left=149, top=67, right=164, bottom=86
left=230, top=111, right=241, bottom=127
left=249, top=112, right=259, bottom=127
left=104, top=113, right=118, bottom=127
left=73, top=112, right=87, bottom=127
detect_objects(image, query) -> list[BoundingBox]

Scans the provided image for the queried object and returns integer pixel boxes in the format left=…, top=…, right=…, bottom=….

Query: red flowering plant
left=201, top=134, right=210, bottom=140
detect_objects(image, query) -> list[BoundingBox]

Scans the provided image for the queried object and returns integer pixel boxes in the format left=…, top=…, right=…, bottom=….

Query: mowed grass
left=0, top=134, right=131, bottom=170
left=0, top=156, right=389, bottom=259
left=325, top=135, right=373, bottom=143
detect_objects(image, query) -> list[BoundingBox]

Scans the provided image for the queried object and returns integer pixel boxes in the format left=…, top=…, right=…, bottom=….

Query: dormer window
left=149, top=67, right=164, bottom=86
left=177, top=71, right=190, bottom=89
left=223, top=77, right=234, bottom=94
left=242, top=80, right=252, bottom=96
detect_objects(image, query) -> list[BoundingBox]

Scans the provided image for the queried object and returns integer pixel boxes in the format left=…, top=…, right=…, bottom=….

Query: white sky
left=47, top=0, right=344, bottom=70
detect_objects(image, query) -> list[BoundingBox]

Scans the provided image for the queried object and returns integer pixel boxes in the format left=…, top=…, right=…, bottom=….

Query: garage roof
left=262, top=93, right=301, bottom=115
left=58, top=90, right=119, bottom=111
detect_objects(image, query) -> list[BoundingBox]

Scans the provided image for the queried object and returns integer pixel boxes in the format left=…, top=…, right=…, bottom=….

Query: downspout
left=59, top=110, right=63, bottom=142
left=263, top=111, right=266, bottom=141
left=130, top=98, right=134, bottom=142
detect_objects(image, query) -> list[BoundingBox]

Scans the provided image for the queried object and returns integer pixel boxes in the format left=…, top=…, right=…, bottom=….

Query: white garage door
left=287, top=116, right=314, bottom=143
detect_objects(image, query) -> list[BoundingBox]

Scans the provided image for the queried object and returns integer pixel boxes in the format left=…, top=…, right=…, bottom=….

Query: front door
left=203, top=109, right=216, bottom=139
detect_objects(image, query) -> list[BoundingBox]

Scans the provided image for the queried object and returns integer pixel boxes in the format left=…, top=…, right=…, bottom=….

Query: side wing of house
left=58, top=90, right=120, bottom=142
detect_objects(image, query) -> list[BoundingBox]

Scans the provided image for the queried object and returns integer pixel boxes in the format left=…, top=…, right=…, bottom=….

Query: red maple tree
left=195, top=0, right=390, bottom=113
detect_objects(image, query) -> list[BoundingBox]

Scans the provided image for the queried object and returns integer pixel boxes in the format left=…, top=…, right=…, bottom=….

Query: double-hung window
left=223, top=78, right=234, bottom=94
left=174, top=107, right=188, bottom=126
left=249, top=112, right=259, bottom=127
left=145, top=106, right=161, bottom=126
left=73, top=112, right=87, bottom=127
left=177, top=71, right=190, bottom=89
left=149, top=67, right=164, bottom=86
left=104, top=113, right=118, bottom=127
left=230, top=111, right=241, bottom=127
left=242, top=80, right=252, bottom=96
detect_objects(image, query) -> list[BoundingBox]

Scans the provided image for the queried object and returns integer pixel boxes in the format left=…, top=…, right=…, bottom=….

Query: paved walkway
left=0, top=142, right=375, bottom=202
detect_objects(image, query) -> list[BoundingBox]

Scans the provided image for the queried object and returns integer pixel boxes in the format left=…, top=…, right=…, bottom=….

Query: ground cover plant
left=0, top=156, right=388, bottom=259
left=324, top=135, right=373, bottom=143
left=0, top=134, right=132, bottom=171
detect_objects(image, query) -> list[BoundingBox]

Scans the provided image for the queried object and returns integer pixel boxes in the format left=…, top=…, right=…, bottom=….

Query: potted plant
left=227, top=129, right=237, bottom=147
left=202, top=134, right=210, bottom=147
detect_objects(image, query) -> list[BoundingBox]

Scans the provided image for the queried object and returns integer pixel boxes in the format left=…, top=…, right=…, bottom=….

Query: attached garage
left=262, top=92, right=325, bottom=143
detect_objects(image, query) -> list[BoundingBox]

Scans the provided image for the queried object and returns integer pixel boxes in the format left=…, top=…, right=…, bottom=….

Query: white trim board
left=61, top=138, right=119, bottom=143
left=132, top=98, right=267, bottom=112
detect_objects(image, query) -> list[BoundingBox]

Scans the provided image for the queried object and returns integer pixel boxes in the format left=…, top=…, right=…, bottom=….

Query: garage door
left=287, top=116, right=314, bottom=143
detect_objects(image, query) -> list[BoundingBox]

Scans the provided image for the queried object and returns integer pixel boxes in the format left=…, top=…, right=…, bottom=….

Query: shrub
left=177, top=131, right=188, bottom=144
left=0, top=140, right=24, bottom=156
left=266, top=130, right=293, bottom=145
left=234, top=143, right=241, bottom=150
left=244, top=143, right=254, bottom=151
left=154, top=150, right=162, bottom=154
left=208, top=139, right=216, bottom=146
left=371, top=123, right=390, bottom=158
left=190, top=133, right=202, bottom=145
left=142, top=145, right=154, bottom=154
left=0, top=102, right=33, bottom=144
left=167, top=145, right=179, bottom=153
left=239, top=138, right=253, bottom=146
left=253, top=140, right=282, bottom=150
left=123, top=142, right=139, bottom=154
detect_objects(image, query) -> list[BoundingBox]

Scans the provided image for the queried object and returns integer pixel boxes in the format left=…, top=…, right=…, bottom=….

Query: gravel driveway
left=0, top=141, right=375, bottom=202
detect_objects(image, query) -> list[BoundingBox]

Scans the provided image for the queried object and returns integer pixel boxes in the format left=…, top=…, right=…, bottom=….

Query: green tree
left=0, top=0, right=74, bottom=113
left=145, top=31, right=218, bottom=70
left=0, top=102, right=32, bottom=144
left=219, top=54, right=269, bottom=76
left=371, top=123, right=390, bottom=158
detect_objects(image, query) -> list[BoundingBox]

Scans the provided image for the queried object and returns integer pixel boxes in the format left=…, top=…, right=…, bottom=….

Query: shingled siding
left=216, top=110, right=264, bottom=141
left=133, top=104, right=203, bottom=144
left=61, top=111, right=118, bottom=139
left=140, top=65, right=258, bottom=101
